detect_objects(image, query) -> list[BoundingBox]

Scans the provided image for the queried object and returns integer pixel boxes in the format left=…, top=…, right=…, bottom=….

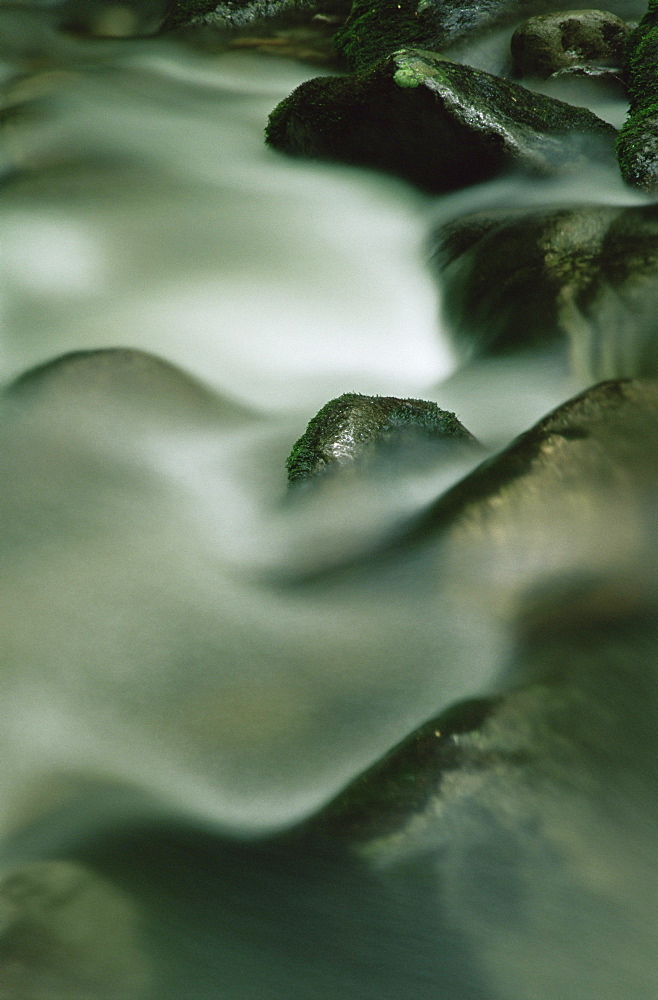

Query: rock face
left=266, top=48, right=617, bottom=193
left=286, top=392, right=477, bottom=484
left=510, top=9, right=631, bottom=78
left=617, top=0, right=658, bottom=192
left=431, top=203, right=658, bottom=380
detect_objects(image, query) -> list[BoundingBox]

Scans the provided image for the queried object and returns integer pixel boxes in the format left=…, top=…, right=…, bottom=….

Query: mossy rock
left=266, top=48, right=617, bottom=193
left=431, top=202, right=658, bottom=380
left=161, top=0, right=308, bottom=30
left=617, top=0, right=658, bottom=191
left=286, top=392, right=477, bottom=485
left=333, top=0, right=582, bottom=72
left=510, top=9, right=631, bottom=79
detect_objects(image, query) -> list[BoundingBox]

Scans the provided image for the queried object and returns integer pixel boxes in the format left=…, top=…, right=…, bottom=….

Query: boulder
left=510, top=9, right=631, bottom=78
left=286, top=392, right=478, bottom=485
left=431, top=203, right=658, bottom=381
left=617, top=0, right=658, bottom=191
left=266, top=48, right=617, bottom=193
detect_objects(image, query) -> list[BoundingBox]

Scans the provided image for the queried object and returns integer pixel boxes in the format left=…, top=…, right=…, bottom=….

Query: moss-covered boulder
left=510, top=9, right=631, bottom=78
left=333, top=0, right=638, bottom=71
left=333, top=0, right=546, bottom=71
left=286, top=392, right=477, bottom=484
left=162, top=0, right=298, bottom=30
left=617, top=0, right=658, bottom=191
left=431, top=203, right=658, bottom=380
left=266, top=48, right=617, bottom=193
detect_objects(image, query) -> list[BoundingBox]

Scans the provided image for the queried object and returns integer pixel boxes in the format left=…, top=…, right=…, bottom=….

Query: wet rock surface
left=431, top=203, right=658, bottom=380
left=617, top=0, right=658, bottom=191
left=510, top=9, right=631, bottom=78
left=333, top=0, right=631, bottom=71
left=266, top=47, right=617, bottom=193
left=286, top=392, right=478, bottom=484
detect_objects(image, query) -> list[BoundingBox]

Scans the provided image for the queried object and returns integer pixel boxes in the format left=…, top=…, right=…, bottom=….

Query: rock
left=510, top=9, right=631, bottom=79
left=265, top=48, right=617, bottom=193
left=333, top=0, right=637, bottom=71
left=162, top=0, right=295, bottom=30
left=286, top=392, right=478, bottom=485
left=3, top=347, right=250, bottom=432
left=59, top=0, right=167, bottom=37
left=617, top=0, right=658, bottom=192
left=431, top=203, right=658, bottom=381
left=160, top=0, right=350, bottom=31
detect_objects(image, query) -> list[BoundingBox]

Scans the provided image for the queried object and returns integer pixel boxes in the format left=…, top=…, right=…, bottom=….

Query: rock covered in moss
left=431, top=203, right=658, bottom=380
left=286, top=392, right=477, bottom=484
left=333, top=0, right=580, bottom=71
left=510, top=9, right=631, bottom=78
left=266, top=48, right=617, bottom=193
left=162, top=0, right=294, bottom=29
left=617, top=0, right=658, bottom=191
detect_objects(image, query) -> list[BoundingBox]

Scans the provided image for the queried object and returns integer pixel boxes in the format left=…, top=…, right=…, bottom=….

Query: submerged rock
left=510, top=9, right=631, bottom=78
left=266, top=48, right=616, bottom=193
left=431, top=203, right=658, bottom=380
left=286, top=392, right=477, bottom=485
left=617, top=0, right=658, bottom=191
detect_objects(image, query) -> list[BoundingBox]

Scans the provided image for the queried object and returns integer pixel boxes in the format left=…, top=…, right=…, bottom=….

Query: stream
left=0, top=3, right=655, bottom=999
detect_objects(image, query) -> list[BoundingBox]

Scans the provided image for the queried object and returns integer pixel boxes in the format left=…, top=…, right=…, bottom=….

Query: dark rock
left=543, top=62, right=627, bottom=97
left=510, top=9, right=631, bottom=79
left=431, top=203, right=658, bottom=380
left=2, top=347, right=251, bottom=431
left=286, top=392, right=478, bottom=485
left=266, top=48, right=617, bottom=194
left=162, top=0, right=296, bottom=30
left=411, top=378, right=658, bottom=553
left=160, top=1, right=350, bottom=65
left=333, top=0, right=638, bottom=72
left=617, top=0, right=658, bottom=191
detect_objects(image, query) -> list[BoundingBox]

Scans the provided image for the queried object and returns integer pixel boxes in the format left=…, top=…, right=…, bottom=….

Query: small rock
left=266, top=48, right=617, bottom=193
left=510, top=9, right=631, bottom=79
left=286, top=392, right=477, bottom=485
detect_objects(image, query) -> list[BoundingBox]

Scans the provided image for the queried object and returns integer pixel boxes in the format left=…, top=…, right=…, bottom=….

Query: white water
left=0, top=6, right=655, bottom=1000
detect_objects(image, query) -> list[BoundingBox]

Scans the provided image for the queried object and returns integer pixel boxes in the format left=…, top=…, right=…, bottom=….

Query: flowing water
left=0, top=4, right=655, bottom=999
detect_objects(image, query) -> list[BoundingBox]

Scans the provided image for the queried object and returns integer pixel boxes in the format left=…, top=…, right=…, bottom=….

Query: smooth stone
left=510, top=9, right=631, bottom=78
left=266, top=48, right=617, bottom=193
left=430, top=203, right=658, bottom=381
left=286, top=392, right=478, bottom=485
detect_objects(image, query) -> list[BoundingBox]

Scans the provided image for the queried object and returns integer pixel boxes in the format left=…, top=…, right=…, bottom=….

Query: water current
left=0, top=3, right=655, bottom=999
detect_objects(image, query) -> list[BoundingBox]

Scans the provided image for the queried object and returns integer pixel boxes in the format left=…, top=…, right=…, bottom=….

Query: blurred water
left=0, top=5, right=656, bottom=1000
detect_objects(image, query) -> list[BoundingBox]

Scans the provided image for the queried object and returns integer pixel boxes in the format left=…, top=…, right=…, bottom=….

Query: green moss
left=333, top=0, right=434, bottom=71
left=265, top=68, right=378, bottom=151
left=617, top=1, right=658, bottom=190
left=285, top=392, right=475, bottom=485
